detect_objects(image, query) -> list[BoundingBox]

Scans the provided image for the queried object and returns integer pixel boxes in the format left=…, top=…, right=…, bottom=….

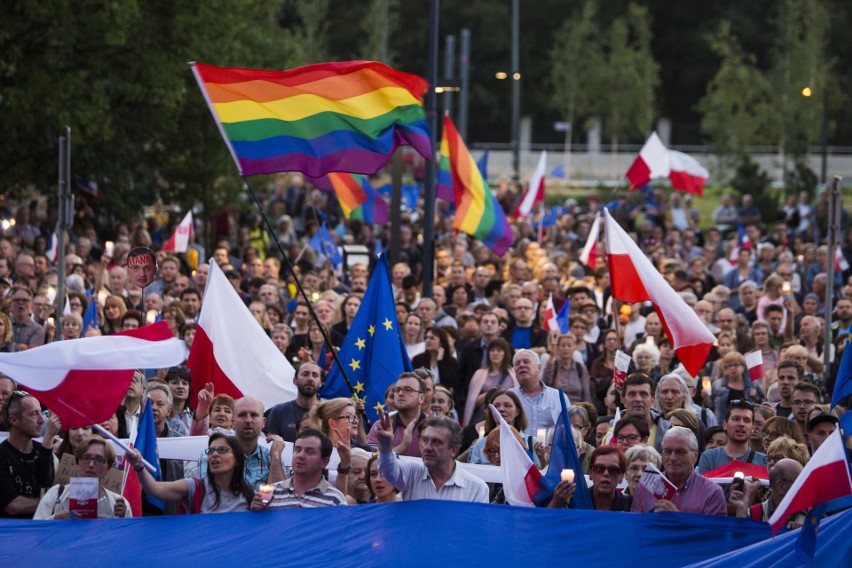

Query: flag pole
left=241, top=177, right=360, bottom=402
left=91, top=424, right=157, bottom=475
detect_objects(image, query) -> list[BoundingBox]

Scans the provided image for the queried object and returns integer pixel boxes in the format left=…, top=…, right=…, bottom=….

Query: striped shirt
left=266, top=477, right=347, bottom=509
left=631, top=469, right=726, bottom=515
left=378, top=453, right=489, bottom=503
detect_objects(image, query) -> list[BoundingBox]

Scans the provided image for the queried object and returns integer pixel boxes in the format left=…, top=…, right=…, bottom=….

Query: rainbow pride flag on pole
left=191, top=61, right=431, bottom=177
left=311, top=172, right=389, bottom=225
left=440, top=114, right=513, bottom=255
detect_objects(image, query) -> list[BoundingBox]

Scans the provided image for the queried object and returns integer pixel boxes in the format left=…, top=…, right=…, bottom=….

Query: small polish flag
left=667, top=150, right=709, bottom=197
left=745, top=350, right=764, bottom=381
left=604, top=406, right=621, bottom=446
left=768, top=428, right=852, bottom=534
left=542, top=294, right=559, bottom=333
left=613, top=350, right=631, bottom=390
left=579, top=212, right=600, bottom=267
left=625, top=132, right=669, bottom=190
left=835, top=246, right=850, bottom=272
left=161, top=211, right=193, bottom=253
left=490, top=404, right=541, bottom=507
left=187, top=260, right=296, bottom=408
left=45, top=232, right=61, bottom=265
left=514, top=150, right=546, bottom=218
left=0, top=322, right=187, bottom=428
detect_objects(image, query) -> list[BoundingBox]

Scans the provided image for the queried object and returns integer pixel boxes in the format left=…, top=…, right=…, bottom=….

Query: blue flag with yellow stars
left=319, top=254, right=411, bottom=423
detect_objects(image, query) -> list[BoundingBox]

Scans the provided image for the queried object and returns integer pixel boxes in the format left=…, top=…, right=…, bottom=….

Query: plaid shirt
left=631, top=469, right=727, bottom=515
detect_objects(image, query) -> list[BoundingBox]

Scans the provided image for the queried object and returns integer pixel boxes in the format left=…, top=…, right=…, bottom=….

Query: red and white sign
left=638, top=462, right=677, bottom=500
left=613, top=350, right=631, bottom=390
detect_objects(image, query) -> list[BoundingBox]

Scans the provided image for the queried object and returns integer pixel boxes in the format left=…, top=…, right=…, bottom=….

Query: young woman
left=412, top=327, right=459, bottom=393
left=402, top=313, right=426, bottom=360
left=53, top=425, right=93, bottom=469
left=124, top=432, right=254, bottom=514
left=463, top=338, right=517, bottom=426
left=431, top=385, right=455, bottom=418
left=332, top=295, right=361, bottom=337
left=542, top=334, right=592, bottom=404
left=466, top=389, right=528, bottom=465
left=101, top=295, right=127, bottom=335
left=365, top=453, right=401, bottom=503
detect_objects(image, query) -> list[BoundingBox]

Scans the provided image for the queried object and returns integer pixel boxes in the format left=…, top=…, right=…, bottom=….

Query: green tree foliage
left=0, top=0, right=298, bottom=218
left=361, top=0, right=399, bottom=64
left=293, top=0, right=330, bottom=64
left=697, top=21, right=773, bottom=169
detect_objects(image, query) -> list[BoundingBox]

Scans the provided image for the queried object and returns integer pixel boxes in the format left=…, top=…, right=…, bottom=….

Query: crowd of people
left=0, top=178, right=850, bottom=524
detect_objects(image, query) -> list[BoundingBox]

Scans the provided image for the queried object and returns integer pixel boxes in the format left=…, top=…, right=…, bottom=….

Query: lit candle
left=259, top=484, right=274, bottom=503
left=702, top=377, right=712, bottom=393
left=536, top=428, right=547, bottom=444
left=782, top=281, right=791, bottom=294
left=105, top=241, right=114, bottom=257
left=561, top=469, right=575, bottom=483
left=97, top=289, right=109, bottom=306
left=477, top=425, right=485, bottom=438
left=146, top=310, right=158, bottom=325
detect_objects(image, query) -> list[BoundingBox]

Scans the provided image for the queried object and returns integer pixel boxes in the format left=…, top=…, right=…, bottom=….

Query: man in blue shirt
left=503, top=297, right=547, bottom=354
left=697, top=399, right=766, bottom=473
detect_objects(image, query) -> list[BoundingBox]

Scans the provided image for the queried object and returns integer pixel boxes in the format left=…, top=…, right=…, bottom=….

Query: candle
left=536, top=428, right=547, bottom=444
left=782, top=281, right=791, bottom=294
left=561, top=469, right=575, bottom=483
left=702, top=377, right=712, bottom=393
left=477, top=425, right=484, bottom=438
left=97, top=289, right=109, bottom=306
left=105, top=241, right=115, bottom=257
left=259, top=484, right=274, bottom=503
left=146, top=310, right=158, bottom=324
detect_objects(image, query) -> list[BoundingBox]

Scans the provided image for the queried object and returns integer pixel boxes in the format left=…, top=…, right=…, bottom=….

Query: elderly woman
left=35, top=435, right=131, bottom=519
left=711, top=351, right=765, bottom=422
left=624, top=444, right=662, bottom=496
left=125, top=432, right=254, bottom=514
left=61, top=312, right=84, bottom=340
left=631, top=342, right=660, bottom=376
left=483, top=424, right=526, bottom=504
left=765, top=435, right=809, bottom=468
left=431, top=385, right=455, bottom=418
left=543, top=334, right=592, bottom=404
left=653, top=373, right=717, bottom=429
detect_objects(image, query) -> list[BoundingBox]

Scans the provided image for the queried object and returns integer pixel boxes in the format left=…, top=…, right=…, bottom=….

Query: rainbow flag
left=326, top=173, right=389, bottom=225
left=440, top=115, right=513, bottom=255
left=191, top=61, right=431, bottom=177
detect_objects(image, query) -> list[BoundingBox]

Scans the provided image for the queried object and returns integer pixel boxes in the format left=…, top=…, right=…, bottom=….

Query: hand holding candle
left=259, top=484, right=274, bottom=504
left=536, top=428, right=547, bottom=445
left=561, top=469, right=575, bottom=483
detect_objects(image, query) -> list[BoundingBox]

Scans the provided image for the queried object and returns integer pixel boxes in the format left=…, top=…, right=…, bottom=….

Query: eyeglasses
left=3, top=390, right=28, bottom=422
left=766, top=454, right=787, bottom=465
left=205, top=446, right=233, bottom=456
left=616, top=434, right=641, bottom=444
left=393, top=386, right=422, bottom=395
left=335, top=415, right=358, bottom=424
left=485, top=448, right=500, bottom=458
left=791, top=399, right=817, bottom=408
left=591, top=464, right=623, bottom=476
left=11, top=297, right=31, bottom=303
left=661, top=448, right=692, bottom=457
left=79, top=454, right=108, bottom=466
left=728, top=399, right=754, bottom=409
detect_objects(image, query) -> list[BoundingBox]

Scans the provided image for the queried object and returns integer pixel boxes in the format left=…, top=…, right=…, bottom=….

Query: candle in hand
left=259, top=484, right=274, bottom=503
left=561, top=469, right=575, bottom=483
left=536, top=428, right=547, bottom=444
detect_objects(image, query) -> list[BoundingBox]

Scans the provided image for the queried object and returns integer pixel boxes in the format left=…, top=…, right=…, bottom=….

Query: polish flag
left=579, top=212, right=600, bottom=267
left=702, top=460, right=769, bottom=483
left=625, top=132, right=669, bottom=190
left=161, top=211, right=193, bottom=253
left=768, top=428, right=852, bottom=534
left=604, top=209, right=715, bottom=376
left=542, top=294, right=559, bottom=333
left=187, top=260, right=296, bottom=408
left=0, top=322, right=187, bottom=428
left=514, top=150, right=546, bottom=218
left=835, top=246, right=850, bottom=272
left=490, top=404, right=541, bottom=507
left=46, top=232, right=61, bottom=265
left=612, top=350, right=631, bottom=390
left=745, top=350, right=764, bottom=382
left=604, top=406, right=621, bottom=446
left=667, top=150, right=709, bottom=197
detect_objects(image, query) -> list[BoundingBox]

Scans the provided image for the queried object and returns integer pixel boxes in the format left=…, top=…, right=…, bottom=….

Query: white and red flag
left=625, top=132, right=669, bottom=190
left=514, top=150, right=546, bottom=218
left=0, top=322, right=186, bottom=428
left=667, top=150, right=709, bottom=197
left=604, top=209, right=715, bottom=376
left=490, top=404, right=541, bottom=507
left=187, top=260, right=296, bottom=407
left=835, top=247, right=850, bottom=272
left=768, top=428, right=852, bottom=534
left=745, top=350, right=764, bottom=382
left=579, top=212, right=600, bottom=267
left=542, top=294, right=559, bottom=333
left=161, top=211, right=194, bottom=253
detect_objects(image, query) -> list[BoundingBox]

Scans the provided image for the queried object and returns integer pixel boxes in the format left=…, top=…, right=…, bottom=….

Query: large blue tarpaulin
left=0, top=501, right=849, bottom=566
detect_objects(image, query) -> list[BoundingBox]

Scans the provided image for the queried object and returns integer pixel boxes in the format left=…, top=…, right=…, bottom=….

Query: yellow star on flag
left=348, top=359, right=361, bottom=371
left=373, top=401, right=386, bottom=415
left=368, top=324, right=376, bottom=336
left=355, top=337, right=366, bottom=350
left=383, top=317, right=393, bottom=331
left=354, top=381, right=365, bottom=393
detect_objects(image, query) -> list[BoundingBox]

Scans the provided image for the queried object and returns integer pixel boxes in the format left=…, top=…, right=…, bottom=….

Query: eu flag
left=134, top=402, right=164, bottom=510
left=831, top=338, right=852, bottom=410
left=309, top=222, right=342, bottom=269
left=82, top=297, right=99, bottom=332
left=319, top=255, right=412, bottom=424
left=533, top=391, right=593, bottom=509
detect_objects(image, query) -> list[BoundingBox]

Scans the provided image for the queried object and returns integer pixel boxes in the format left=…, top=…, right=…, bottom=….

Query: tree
left=293, top=0, right=330, bottom=64
left=361, top=0, right=399, bottom=64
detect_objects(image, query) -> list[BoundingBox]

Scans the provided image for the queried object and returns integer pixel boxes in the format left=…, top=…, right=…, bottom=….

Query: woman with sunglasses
left=124, top=432, right=253, bottom=514
left=34, top=435, right=131, bottom=519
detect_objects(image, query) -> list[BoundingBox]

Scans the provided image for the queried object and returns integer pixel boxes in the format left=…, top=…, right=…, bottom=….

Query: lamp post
left=510, top=0, right=520, bottom=179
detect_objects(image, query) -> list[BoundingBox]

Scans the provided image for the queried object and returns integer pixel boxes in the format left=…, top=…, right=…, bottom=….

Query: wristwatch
left=337, top=465, right=352, bottom=475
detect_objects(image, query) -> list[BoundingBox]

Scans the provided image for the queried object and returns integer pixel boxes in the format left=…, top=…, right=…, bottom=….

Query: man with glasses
left=632, top=426, right=726, bottom=515
left=366, top=373, right=426, bottom=457
left=790, top=382, right=821, bottom=434
left=8, top=287, right=44, bottom=350
left=698, top=400, right=767, bottom=473
left=772, top=360, right=804, bottom=419
left=503, top=297, right=547, bottom=354
left=376, top=414, right=488, bottom=502
left=0, top=392, right=61, bottom=518
left=717, top=308, right=753, bottom=353
left=732, top=458, right=805, bottom=526
left=30, top=293, right=51, bottom=326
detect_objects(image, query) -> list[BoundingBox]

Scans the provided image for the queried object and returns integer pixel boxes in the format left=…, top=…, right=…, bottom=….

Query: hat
left=807, top=412, right=838, bottom=432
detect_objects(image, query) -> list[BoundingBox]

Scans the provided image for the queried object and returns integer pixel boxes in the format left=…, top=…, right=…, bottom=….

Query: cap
left=807, top=412, right=838, bottom=432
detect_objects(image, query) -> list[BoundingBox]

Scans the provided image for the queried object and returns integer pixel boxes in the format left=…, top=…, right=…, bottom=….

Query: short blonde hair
left=74, top=435, right=116, bottom=465
left=766, top=436, right=809, bottom=467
